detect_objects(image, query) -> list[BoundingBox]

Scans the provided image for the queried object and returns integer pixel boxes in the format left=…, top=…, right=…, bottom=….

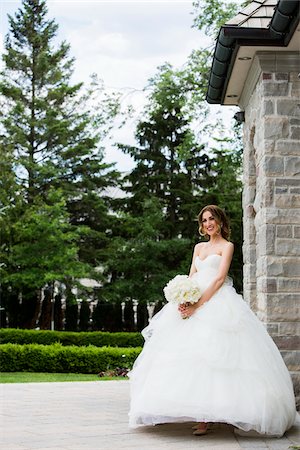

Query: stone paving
left=0, top=380, right=299, bottom=450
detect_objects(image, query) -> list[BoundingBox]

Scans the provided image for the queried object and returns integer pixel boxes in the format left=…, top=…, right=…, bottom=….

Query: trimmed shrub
left=0, top=328, right=144, bottom=347
left=0, top=343, right=141, bottom=373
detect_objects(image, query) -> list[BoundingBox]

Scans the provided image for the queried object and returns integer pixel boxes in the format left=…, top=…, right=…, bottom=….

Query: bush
left=0, top=328, right=144, bottom=347
left=0, top=343, right=142, bottom=373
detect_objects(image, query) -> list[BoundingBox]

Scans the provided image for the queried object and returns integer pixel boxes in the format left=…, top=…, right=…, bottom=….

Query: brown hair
left=198, top=205, right=231, bottom=241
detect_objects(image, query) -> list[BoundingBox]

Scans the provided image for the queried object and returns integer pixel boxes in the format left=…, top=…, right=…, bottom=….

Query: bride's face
left=201, top=211, right=219, bottom=237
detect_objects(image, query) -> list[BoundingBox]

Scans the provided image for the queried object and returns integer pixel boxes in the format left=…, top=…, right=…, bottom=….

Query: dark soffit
left=206, top=0, right=300, bottom=105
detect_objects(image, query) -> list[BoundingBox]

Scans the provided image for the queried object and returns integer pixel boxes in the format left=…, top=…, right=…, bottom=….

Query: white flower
left=163, top=275, right=202, bottom=305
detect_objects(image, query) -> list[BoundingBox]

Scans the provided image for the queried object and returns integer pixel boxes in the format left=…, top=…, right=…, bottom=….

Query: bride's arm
left=184, top=242, right=234, bottom=316
left=188, top=243, right=202, bottom=277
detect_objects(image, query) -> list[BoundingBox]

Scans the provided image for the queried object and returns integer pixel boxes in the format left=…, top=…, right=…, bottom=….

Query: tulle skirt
left=128, top=283, right=296, bottom=436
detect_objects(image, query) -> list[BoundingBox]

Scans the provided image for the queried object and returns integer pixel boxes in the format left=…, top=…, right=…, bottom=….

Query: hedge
left=0, top=343, right=142, bottom=373
left=0, top=328, right=144, bottom=347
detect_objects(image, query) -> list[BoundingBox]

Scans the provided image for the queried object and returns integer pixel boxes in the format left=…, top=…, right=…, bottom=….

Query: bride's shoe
left=192, top=422, right=212, bottom=430
left=192, top=423, right=211, bottom=436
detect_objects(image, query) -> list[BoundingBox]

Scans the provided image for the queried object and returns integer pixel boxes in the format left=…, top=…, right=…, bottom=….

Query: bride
left=128, top=205, right=296, bottom=436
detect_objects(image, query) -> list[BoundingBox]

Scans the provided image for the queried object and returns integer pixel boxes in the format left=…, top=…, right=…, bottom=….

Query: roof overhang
left=206, top=0, right=300, bottom=106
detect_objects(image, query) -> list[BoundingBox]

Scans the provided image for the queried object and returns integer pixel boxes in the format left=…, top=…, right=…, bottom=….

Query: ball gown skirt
left=128, top=255, right=296, bottom=436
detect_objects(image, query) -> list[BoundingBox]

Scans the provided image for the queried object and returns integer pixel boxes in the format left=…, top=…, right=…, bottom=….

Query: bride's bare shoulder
left=221, top=241, right=234, bottom=255
left=194, top=242, right=205, bottom=254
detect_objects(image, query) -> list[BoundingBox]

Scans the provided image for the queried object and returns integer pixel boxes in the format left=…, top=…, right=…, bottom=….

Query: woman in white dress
left=128, top=205, right=296, bottom=436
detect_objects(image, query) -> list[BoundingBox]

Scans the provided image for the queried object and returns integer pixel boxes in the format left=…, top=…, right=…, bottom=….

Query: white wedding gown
left=128, top=254, right=296, bottom=436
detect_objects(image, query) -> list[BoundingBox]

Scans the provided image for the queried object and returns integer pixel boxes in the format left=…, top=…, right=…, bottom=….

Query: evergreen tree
left=0, top=0, right=121, bottom=326
left=79, top=299, right=91, bottom=332
left=119, top=63, right=212, bottom=241
left=65, top=287, right=78, bottom=331
left=54, top=293, right=63, bottom=330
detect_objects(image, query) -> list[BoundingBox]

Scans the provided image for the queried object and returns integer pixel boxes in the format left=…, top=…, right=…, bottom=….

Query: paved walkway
left=0, top=381, right=299, bottom=450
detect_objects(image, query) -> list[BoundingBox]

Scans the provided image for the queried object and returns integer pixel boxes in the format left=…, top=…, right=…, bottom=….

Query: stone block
left=276, top=225, right=292, bottom=237
left=262, top=155, right=284, bottom=176
left=277, top=99, right=300, bottom=117
left=243, top=286, right=257, bottom=310
left=257, top=224, right=275, bottom=255
left=291, top=372, right=300, bottom=404
left=263, top=293, right=300, bottom=321
left=266, top=322, right=279, bottom=336
left=275, top=193, right=300, bottom=208
left=276, top=239, right=300, bottom=256
left=243, top=263, right=256, bottom=283
left=291, top=118, right=300, bottom=125
left=257, top=276, right=277, bottom=293
left=263, top=82, right=288, bottom=96
left=242, top=242, right=256, bottom=263
left=291, top=80, right=300, bottom=96
left=275, top=178, right=300, bottom=187
left=290, top=126, right=300, bottom=140
left=275, top=140, right=300, bottom=155
left=262, top=72, right=272, bottom=80
left=243, top=186, right=256, bottom=205
left=281, top=257, right=300, bottom=277
left=256, top=257, right=265, bottom=277
left=256, top=291, right=267, bottom=311
left=263, top=99, right=274, bottom=115
left=260, top=179, right=275, bottom=207
left=279, top=322, right=300, bottom=336
left=264, top=117, right=289, bottom=140
left=243, top=225, right=256, bottom=245
left=281, top=351, right=300, bottom=371
left=266, top=207, right=300, bottom=225
left=273, top=335, right=300, bottom=350
left=275, top=73, right=289, bottom=81
left=275, top=186, right=288, bottom=194
left=290, top=187, right=300, bottom=194
left=262, top=255, right=300, bottom=277
left=294, top=226, right=300, bottom=238
left=277, top=277, right=300, bottom=292
left=284, top=157, right=300, bottom=176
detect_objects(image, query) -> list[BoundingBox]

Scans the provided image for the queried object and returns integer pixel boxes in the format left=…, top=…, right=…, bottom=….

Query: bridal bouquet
left=163, top=275, right=202, bottom=306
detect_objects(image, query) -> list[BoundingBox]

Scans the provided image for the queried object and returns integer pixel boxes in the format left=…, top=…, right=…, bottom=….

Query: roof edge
left=206, top=0, right=300, bottom=105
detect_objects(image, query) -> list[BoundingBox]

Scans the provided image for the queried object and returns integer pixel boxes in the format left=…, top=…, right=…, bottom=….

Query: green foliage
left=120, top=64, right=212, bottom=241
left=192, top=0, right=251, bottom=37
left=0, top=343, right=141, bottom=373
left=65, top=287, right=78, bottom=332
left=1, top=190, right=88, bottom=290
left=0, top=0, right=122, bottom=328
left=0, top=328, right=144, bottom=347
left=79, top=300, right=91, bottom=332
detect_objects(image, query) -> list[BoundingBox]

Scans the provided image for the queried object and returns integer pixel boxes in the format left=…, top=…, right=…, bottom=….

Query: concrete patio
left=0, top=380, right=299, bottom=450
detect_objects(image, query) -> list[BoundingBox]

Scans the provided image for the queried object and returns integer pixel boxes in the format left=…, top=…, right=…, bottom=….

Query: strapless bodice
left=193, top=254, right=232, bottom=289
left=195, top=254, right=222, bottom=271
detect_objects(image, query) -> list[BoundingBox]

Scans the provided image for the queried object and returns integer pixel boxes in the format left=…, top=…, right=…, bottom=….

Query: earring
left=199, top=227, right=206, bottom=237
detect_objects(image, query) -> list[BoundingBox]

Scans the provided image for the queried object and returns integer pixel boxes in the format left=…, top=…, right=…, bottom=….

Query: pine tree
left=0, top=0, right=120, bottom=326
left=119, top=63, right=212, bottom=241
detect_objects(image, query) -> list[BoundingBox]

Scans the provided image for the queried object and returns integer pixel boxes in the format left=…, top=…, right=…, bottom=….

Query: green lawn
left=0, top=372, right=127, bottom=383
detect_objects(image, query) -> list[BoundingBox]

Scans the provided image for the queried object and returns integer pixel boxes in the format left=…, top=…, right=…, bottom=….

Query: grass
left=0, top=372, right=127, bottom=383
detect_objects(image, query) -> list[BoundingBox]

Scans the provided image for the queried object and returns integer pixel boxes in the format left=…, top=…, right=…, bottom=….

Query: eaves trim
left=206, top=0, right=300, bottom=105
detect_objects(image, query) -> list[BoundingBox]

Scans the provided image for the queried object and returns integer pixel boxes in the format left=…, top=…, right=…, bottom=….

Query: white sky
left=0, top=0, right=236, bottom=172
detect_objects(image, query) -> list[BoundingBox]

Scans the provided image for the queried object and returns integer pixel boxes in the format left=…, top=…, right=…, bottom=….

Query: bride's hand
left=178, top=303, right=188, bottom=318
left=182, top=303, right=198, bottom=318
left=178, top=302, right=197, bottom=318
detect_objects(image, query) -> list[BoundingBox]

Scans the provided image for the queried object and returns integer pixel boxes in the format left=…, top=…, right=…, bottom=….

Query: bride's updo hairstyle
left=198, top=205, right=231, bottom=241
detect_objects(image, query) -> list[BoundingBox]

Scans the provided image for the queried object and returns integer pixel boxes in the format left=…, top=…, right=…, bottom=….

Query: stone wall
left=242, top=52, right=300, bottom=407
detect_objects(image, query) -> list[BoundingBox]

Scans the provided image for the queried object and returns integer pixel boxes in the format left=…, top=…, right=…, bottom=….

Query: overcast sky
left=0, top=0, right=234, bottom=171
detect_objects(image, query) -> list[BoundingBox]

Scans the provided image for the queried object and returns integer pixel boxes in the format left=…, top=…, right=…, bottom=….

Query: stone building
left=207, top=0, right=300, bottom=406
